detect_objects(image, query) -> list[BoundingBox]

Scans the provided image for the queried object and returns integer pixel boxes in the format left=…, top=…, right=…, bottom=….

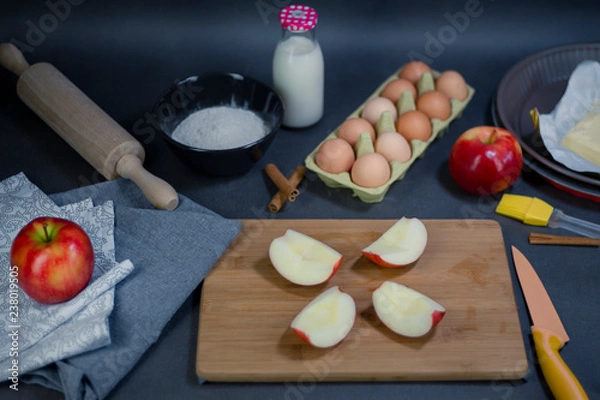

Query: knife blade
left=511, top=246, right=588, bottom=400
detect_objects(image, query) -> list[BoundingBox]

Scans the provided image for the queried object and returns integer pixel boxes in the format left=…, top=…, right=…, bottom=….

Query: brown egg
left=337, top=117, right=376, bottom=146
left=436, top=70, right=468, bottom=101
left=351, top=153, right=391, bottom=188
left=375, top=132, right=412, bottom=163
left=398, top=61, right=432, bottom=85
left=416, top=90, right=452, bottom=121
left=315, top=138, right=355, bottom=174
left=395, top=110, right=433, bottom=142
left=380, top=79, right=417, bottom=104
left=361, top=97, right=398, bottom=126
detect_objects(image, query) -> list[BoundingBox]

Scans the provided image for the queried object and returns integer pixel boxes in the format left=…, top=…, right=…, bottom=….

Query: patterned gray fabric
left=0, top=173, right=242, bottom=399
left=0, top=174, right=133, bottom=381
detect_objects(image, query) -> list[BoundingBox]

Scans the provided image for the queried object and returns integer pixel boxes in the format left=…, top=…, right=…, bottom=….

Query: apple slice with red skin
left=291, top=286, right=356, bottom=348
left=362, top=217, right=428, bottom=268
left=373, top=281, right=445, bottom=338
left=269, top=229, right=342, bottom=286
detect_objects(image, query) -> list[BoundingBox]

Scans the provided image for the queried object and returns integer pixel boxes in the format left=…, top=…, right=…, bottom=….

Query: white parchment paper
left=538, top=60, right=600, bottom=174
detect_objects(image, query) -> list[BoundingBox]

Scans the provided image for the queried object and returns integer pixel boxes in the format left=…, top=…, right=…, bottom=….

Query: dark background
left=1, top=1, right=599, bottom=399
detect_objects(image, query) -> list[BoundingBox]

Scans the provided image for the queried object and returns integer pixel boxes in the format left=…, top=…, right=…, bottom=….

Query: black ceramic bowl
left=154, top=73, right=284, bottom=176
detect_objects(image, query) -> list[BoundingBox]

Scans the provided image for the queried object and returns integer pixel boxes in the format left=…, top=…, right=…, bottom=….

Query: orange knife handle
left=532, top=326, right=588, bottom=400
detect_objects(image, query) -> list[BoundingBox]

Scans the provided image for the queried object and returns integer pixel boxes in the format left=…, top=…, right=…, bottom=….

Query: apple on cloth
left=449, top=126, right=523, bottom=195
left=10, top=216, right=96, bottom=304
left=0, top=172, right=242, bottom=400
left=0, top=172, right=134, bottom=384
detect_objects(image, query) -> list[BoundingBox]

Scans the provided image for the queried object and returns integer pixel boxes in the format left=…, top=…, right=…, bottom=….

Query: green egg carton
left=304, top=66, right=475, bottom=203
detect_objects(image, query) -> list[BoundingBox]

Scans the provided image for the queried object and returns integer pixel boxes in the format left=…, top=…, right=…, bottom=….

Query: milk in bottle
left=272, top=5, right=324, bottom=128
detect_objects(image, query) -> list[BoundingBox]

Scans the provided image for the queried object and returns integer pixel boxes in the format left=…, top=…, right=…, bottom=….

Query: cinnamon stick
left=268, top=165, right=306, bottom=213
left=529, top=232, right=600, bottom=247
left=265, top=163, right=300, bottom=202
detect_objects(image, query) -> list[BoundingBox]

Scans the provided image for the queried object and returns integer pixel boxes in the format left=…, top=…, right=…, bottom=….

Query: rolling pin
left=0, top=43, right=179, bottom=210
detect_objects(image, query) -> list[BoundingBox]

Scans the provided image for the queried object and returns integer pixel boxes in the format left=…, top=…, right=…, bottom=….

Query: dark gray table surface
left=1, top=1, right=599, bottom=399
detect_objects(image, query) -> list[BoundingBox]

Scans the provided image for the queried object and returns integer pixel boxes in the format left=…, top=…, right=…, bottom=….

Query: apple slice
left=372, top=281, right=445, bottom=338
left=269, top=229, right=342, bottom=286
left=291, top=286, right=356, bottom=348
left=362, top=217, right=427, bottom=268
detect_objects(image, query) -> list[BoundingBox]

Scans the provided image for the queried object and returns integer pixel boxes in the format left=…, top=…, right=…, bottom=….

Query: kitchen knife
left=510, top=246, right=588, bottom=400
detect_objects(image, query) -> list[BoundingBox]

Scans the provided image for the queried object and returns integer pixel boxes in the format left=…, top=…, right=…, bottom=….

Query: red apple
left=449, top=126, right=523, bottom=195
left=10, top=217, right=95, bottom=304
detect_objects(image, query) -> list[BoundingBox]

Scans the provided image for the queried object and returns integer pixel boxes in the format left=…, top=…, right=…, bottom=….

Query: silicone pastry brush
left=495, top=194, right=600, bottom=238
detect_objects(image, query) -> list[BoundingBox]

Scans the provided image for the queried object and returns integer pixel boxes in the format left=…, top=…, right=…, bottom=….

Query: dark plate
left=495, top=43, right=600, bottom=188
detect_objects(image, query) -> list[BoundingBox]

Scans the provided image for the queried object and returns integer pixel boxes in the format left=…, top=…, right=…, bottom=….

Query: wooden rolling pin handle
left=116, top=154, right=179, bottom=210
left=1, top=42, right=180, bottom=211
left=0, top=43, right=30, bottom=76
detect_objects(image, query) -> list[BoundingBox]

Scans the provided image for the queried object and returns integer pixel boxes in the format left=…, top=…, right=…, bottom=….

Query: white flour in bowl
left=171, top=106, right=268, bottom=150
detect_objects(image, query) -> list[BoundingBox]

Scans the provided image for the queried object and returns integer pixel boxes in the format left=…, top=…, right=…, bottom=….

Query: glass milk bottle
left=272, top=4, right=324, bottom=128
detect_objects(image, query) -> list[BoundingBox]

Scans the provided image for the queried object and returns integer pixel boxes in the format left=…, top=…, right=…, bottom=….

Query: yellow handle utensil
left=497, top=194, right=600, bottom=238
left=531, top=326, right=588, bottom=400
left=511, top=246, right=589, bottom=400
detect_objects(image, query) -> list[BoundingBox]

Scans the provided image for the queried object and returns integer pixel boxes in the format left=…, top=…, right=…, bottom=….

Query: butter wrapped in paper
left=532, top=60, right=600, bottom=174
left=561, top=101, right=600, bottom=167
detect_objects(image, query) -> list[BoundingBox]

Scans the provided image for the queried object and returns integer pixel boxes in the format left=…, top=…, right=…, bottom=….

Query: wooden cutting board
left=196, top=219, right=528, bottom=382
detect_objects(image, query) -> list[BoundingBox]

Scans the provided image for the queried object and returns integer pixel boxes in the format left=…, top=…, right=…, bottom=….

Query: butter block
left=561, top=101, right=600, bottom=167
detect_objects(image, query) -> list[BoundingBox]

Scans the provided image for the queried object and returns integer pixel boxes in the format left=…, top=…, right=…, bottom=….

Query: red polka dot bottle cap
left=279, top=5, right=318, bottom=32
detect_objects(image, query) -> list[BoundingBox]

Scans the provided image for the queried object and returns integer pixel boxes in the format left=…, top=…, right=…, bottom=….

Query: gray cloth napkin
left=0, top=174, right=133, bottom=381
left=23, top=177, right=242, bottom=399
